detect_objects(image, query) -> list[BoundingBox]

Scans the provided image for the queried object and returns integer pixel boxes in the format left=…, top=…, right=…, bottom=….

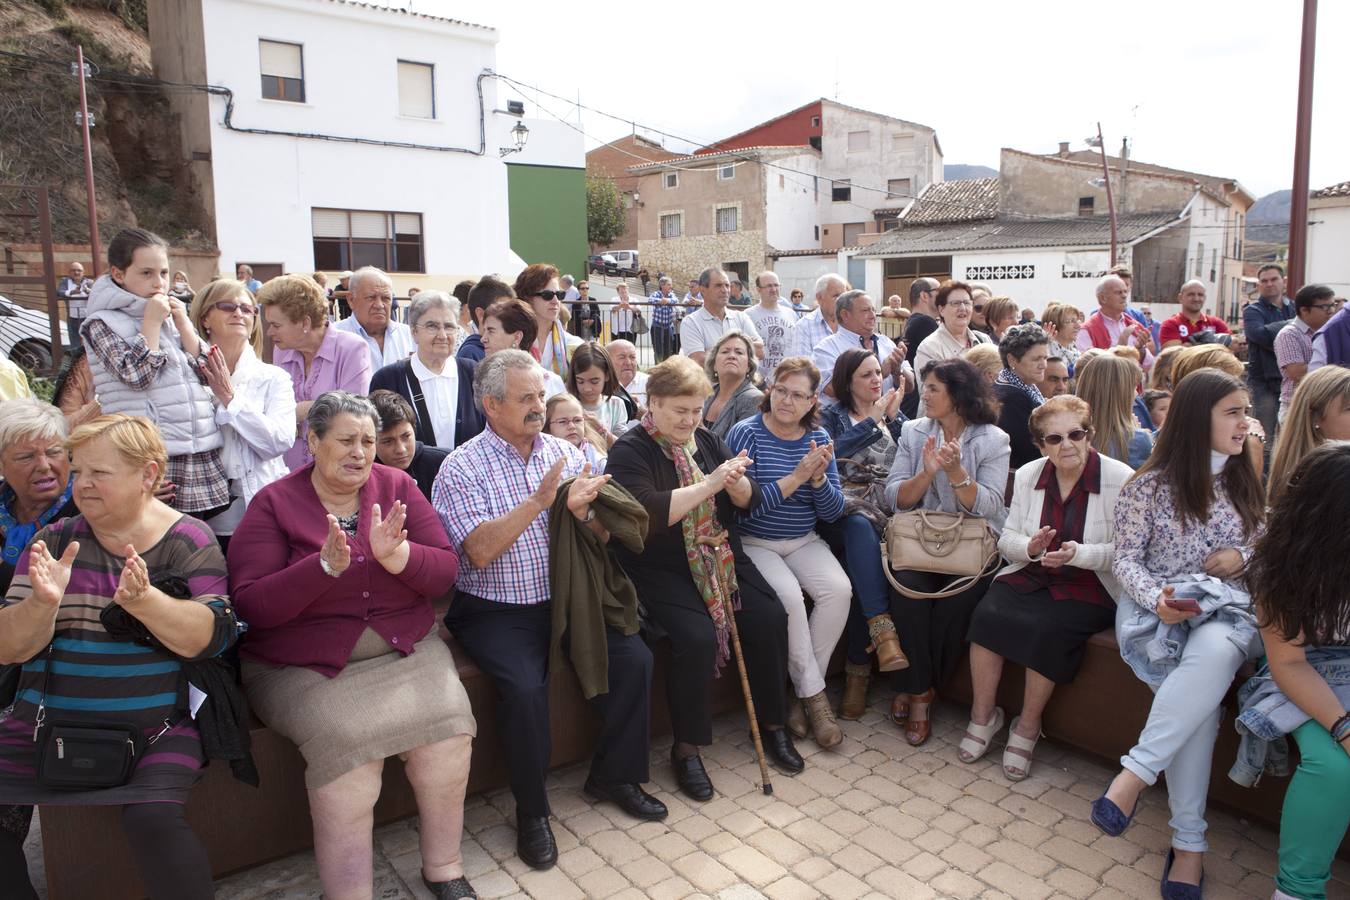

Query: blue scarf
left=0, top=479, right=74, bottom=564
left=996, top=368, right=1046, bottom=407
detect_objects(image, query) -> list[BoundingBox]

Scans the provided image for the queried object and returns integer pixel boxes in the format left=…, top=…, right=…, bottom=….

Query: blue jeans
left=816, top=514, right=889, bottom=665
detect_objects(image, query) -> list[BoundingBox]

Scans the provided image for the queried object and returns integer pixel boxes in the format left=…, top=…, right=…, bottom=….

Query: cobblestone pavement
left=30, top=689, right=1343, bottom=899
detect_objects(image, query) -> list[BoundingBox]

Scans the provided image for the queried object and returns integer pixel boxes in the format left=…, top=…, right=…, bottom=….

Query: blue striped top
left=724, top=415, right=845, bottom=540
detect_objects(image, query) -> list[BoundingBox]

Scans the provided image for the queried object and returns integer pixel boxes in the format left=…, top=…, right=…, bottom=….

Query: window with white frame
left=663, top=171, right=679, bottom=189
left=397, top=61, right=434, bottom=118
left=810, top=115, right=821, bottom=127
left=716, top=206, right=738, bottom=234
left=831, top=179, right=852, bottom=202
left=847, top=130, right=870, bottom=152
left=660, top=213, right=682, bottom=238
left=259, top=39, right=304, bottom=102
left=717, top=164, right=735, bottom=181
left=887, top=178, right=912, bottom=199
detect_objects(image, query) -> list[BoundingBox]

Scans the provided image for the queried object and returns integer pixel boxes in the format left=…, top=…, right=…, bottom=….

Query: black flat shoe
left=515, top=812, right=557, bottom=870
left=584, top=777, right=669, bottom=821
left=421, top=874, right=478, bottom=899
left=670, top=747, right=714, bottom=801
left=1160, top=848, right=1204, bottom=900
left=762, top=727, right=805, bottom=774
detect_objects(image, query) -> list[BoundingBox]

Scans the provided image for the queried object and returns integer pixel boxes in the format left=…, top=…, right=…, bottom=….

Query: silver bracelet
left=949, top=476, right=974, bottom=490
left=319, top=556, right=340, bottom=578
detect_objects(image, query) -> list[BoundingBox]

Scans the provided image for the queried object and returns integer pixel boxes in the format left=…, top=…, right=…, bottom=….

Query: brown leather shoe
left=905, top=689, right=937, bottom=746
left=839, top=662, right=871, bottom=720
left=804, top=690, right=843, bottom=749
left=866, top=614, right=909, bottom=672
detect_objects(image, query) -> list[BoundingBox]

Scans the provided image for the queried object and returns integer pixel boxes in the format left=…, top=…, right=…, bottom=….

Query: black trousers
left=887, top=570, right=996, bottom=695
left=0, top=802, right=212, bottom=900
left=445, top=593, right=652, bottom=818
left=640, top=574, right=789, bottom=746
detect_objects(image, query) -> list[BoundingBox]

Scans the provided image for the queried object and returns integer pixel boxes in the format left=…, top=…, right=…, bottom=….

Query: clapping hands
left=707, top=450, right=752, bottom=494
left=112, top=545, right=151, bottom=609
left=27, top=539, right=80, bottom=608
left=566, top=462, right=612, bottom=521
left=793, top=440, right=834, bottom=488
left=369, top=502, right=408, bottom=564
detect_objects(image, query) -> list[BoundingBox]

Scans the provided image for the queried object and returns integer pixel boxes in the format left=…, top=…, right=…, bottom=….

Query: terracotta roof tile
left=1312, top=180, right=1350, bottom=198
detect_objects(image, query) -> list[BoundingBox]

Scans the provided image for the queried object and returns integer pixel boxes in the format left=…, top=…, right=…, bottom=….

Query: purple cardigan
left=1318, top=308, right=1350, bottom=367
left=273, top=326, right=373, bottom=470
left=227, top=462, right=457, bottom=676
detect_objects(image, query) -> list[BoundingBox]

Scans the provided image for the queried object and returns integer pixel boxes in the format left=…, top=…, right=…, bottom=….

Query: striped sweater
left=724, top=415, right=845, bottom=540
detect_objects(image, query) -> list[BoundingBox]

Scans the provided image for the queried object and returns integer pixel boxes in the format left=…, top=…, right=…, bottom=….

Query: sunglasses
left=1040, top=429, right=1089, bottom=445
left=213, top=301, right=257, bottom=316
left=532, top=290, right=566, bottom=301
left=973, top=304, right=985, bottom=313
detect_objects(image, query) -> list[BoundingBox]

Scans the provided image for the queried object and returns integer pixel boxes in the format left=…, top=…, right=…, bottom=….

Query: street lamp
left=500, top=121, right=530, bottom=157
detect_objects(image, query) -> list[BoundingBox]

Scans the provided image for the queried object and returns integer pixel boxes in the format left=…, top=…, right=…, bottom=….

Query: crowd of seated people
left=5, top=238, right=1350, bottom=900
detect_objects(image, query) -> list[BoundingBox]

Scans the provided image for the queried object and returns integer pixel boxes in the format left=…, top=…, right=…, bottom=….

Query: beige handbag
left=880, top=509, right=1001, bottom=599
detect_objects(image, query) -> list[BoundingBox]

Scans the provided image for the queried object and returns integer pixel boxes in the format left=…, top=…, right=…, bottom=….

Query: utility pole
left=1092, top=122, right=1119, bottom=266
left=1286, top=0, right=1317, bottom=295
left=75, top=45, right=102, bottom=277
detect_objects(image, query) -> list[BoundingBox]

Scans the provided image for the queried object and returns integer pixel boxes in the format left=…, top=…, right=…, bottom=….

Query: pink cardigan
left=228, top=462, right=457, bottom=676
left=273, top=326, right=373, bottom=470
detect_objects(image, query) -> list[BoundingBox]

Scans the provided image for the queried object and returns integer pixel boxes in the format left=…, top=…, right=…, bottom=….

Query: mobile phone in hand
left=1166, top=595, right=1203, bottom=614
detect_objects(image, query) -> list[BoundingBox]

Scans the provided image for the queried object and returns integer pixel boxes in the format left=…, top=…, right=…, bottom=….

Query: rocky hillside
left=0, top=0, right=212, bottom=248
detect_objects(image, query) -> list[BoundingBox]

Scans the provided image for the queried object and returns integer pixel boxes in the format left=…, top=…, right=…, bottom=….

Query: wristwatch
left=581, top=506, right=596, bottom=523
left=950, top=476, right=974, bottom=490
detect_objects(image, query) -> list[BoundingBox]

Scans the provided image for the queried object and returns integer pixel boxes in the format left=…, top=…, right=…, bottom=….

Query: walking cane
left=726, top=597, right=773, bottom=795
left=700, top=533, right=773, bottom=795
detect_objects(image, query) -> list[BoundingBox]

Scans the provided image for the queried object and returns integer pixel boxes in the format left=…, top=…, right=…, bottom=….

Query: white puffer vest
left=82, top=275, right=223, bottom=458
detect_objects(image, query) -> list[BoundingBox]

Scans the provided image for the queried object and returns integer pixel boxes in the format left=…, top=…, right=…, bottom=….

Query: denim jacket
left=1115, top=573, right=1262, bottom=688
left=1229, top=646, right=1350, bottom=787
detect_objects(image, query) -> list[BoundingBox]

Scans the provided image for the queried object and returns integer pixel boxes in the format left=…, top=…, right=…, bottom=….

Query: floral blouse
left=1110, top=469, right=1256, bottom=612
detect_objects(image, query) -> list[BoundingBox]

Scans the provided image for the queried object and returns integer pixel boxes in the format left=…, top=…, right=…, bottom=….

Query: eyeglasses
left=1040, top=429, right=1089, bottom=445
left=532, top=290, right=566, bottom=301
left=770, top=385, right=814, bottom=405
left=213, top=301, right=257, bottom=316
left=1311, top=304, right=1335, bottom=312
left=417, top=321, right=457, bottom=334
left=549, top=416, right=585, bottom=428
left=946, top=300, right=973, bottom=309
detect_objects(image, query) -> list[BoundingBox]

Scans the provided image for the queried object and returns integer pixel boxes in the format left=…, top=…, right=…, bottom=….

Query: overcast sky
left=424, top=0, right=1345, bottom=198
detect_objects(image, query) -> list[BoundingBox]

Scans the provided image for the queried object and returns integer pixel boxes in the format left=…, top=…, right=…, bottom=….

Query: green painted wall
left=507, top=163, right=588, bottom=280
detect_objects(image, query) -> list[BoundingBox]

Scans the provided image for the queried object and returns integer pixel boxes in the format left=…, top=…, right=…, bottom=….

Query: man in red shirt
left=1158, top=280, right=1231, bottom=348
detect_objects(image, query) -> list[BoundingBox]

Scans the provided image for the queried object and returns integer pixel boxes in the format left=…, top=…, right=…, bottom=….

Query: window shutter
left=394, top=213, right=421, bottom=237
left=311, top=208, right=349, bottom=238
left=351, top=211, right=388, bottom=239
left=397, top=62, right=434, bottom=118
left=259, top=40, right=303, bottom=79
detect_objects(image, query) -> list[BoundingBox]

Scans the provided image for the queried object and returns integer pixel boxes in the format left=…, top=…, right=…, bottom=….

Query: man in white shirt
left=745, top=271, right=799, bottom=380
left=814, top=289, right=910, bottom=402
left=791, top=273, right=847, bottom=357
left=610, top=283, right=638, bottom=342
left=608, top=339, right=648, bottom=409
left=560, top=274, right=580, bottom=304
left=679, top=268, right=764, bottom=366
left=335, top=266, right=415, bottom=371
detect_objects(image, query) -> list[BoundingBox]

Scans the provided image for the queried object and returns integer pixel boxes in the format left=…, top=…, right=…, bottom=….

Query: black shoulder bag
left=402, top=359, right=437, bottom=446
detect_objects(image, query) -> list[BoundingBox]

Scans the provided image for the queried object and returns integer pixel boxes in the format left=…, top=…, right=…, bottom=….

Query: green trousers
left=1277, top=719, right=1350, bottom=899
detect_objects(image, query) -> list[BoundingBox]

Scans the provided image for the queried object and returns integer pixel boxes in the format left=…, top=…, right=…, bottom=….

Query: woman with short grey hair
left=369, top=291, right=484, bottom=450
left=0, top=398, right=76, bottom=593
left=994, top=323, right=1051, bottom=480
left=230, top=389, right=477, bottom=899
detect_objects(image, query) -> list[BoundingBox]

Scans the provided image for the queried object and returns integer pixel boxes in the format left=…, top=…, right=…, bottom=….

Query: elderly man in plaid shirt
left=433, top=350, right=665, bottom=872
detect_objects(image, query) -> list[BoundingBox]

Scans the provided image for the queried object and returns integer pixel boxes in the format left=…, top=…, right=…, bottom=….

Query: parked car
left=608, top=249, right=639, bottom=277
left=588, top=253, right=618, bottom=275
left=0, top=293, right=72, bottom=373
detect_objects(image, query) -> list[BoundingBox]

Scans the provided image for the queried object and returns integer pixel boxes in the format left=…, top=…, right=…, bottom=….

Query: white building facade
left=1308, top=181, right=1350, bottom=295
left=150, top=0, right=534, bottom=289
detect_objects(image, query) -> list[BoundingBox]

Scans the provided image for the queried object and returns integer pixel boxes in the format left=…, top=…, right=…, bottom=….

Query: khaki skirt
left=242, top=628, right=476, bottom=789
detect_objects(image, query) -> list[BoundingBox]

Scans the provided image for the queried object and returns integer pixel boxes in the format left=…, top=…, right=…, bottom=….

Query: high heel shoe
left=904, top=689, right=937, bottom=746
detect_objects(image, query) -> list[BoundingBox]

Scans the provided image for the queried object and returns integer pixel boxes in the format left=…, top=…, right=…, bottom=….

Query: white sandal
left=958, top=707, right=1005, bottom=763
left=1002, top=716, right=1041, bottom=781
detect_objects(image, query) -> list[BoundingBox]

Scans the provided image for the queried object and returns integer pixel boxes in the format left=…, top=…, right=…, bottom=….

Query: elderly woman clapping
left=961, top=396, right=1133, bottom=780
left=229, top=391, right=476, bottom=900
left=0, top=415, right=238, bottom=900
left=369, top=290, right=483, bottom=451
left=0, top=399, right=77, bottom=593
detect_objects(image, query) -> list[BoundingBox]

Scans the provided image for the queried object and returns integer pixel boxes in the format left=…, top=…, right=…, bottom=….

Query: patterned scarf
left=542, top=323, right=569, bottom=377
left=996, top=367, right=1045, bottom=407
left=641, top=411, right=737, bottom=675
left=0, top=479, right=74, bottom=565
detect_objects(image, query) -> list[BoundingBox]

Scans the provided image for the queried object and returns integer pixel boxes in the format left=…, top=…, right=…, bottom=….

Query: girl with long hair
left=1247, top=442, right=1350, bottom=900
left=566, top=342, right=634, bottom=448
left=1073, top=354, right=1152, bottom=469
left=1266, top=366, right=1350, bottom=504
left=1090, top=369, right=1266, bottom=898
